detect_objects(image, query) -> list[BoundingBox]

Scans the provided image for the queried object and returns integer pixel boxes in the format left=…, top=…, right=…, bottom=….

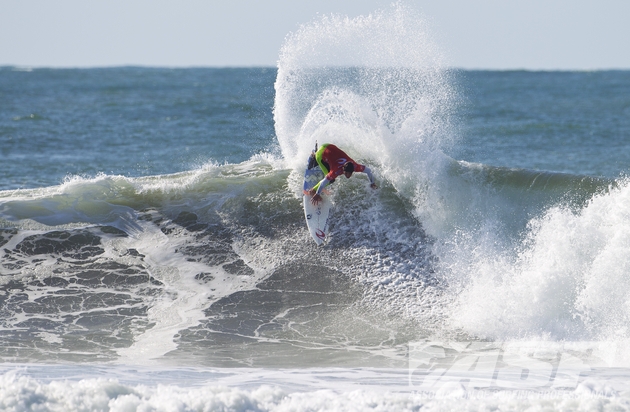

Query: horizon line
left=3, top=64, right=630, bottom=72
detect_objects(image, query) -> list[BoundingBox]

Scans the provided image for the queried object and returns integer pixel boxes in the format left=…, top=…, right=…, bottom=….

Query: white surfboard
left=303, top=156, right=332, bottom=245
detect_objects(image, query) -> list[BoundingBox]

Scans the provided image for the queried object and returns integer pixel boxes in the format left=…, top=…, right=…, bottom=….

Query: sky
left=1, top=0, right=629, bottom=70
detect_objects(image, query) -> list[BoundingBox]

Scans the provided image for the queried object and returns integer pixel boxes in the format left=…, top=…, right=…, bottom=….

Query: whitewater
left=2, top=3, right=630, bottom=411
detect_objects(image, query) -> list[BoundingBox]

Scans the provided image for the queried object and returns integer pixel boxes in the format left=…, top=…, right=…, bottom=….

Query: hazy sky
left=2, top=0, right=628, bottom=70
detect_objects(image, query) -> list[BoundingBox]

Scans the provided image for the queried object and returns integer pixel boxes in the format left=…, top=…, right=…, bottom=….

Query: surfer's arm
left=362, top=167, right=375, bottom=185
left=314, top=176, right=332, bottom=196
left=360, top=166, right=377, bottom=189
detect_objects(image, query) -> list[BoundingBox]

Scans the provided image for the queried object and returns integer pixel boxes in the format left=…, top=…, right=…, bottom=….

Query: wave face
left=0, top=157, right=438, bottom=367
left=1, top=4, right=630, bottom=391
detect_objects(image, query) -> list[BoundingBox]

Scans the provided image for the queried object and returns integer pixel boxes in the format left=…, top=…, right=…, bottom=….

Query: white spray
left=273, top=2, right=630, bottom=348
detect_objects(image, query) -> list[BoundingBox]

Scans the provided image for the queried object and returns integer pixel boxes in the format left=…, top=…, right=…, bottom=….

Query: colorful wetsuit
left=312, top=144, right=375, bottom=195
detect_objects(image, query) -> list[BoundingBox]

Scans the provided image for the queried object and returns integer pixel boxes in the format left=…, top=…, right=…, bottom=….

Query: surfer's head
left=343, top=162, right=354, bottom=178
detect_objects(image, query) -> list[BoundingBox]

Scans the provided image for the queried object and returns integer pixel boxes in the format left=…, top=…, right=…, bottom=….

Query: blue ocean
left=2, top=6, right=630, bottom=411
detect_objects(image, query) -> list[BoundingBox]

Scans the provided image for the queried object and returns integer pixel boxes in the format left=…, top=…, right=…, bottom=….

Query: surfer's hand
left=308, top=188, right=316, bottom=196
left=311, top=194, right=322, bottom=205
left=370, top=183, right=378, bottom=190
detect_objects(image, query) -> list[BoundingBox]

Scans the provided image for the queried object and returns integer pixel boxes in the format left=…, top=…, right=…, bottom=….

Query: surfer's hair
left=343, top=162, right=354, bottom=173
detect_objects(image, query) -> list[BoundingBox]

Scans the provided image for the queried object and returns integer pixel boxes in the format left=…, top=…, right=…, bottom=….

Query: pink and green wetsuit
left=312, top=144, right=375, bottom=195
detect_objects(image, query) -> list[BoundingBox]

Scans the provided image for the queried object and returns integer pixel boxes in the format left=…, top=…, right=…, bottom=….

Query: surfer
left=309, top=143, right=377, bottom=205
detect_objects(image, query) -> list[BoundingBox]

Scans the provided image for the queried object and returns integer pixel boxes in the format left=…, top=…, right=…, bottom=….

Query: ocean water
left=2, top=4, right=630, bottom=411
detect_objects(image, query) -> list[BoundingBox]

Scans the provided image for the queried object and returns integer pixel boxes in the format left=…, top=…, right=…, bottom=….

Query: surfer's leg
left=315, top=144, right=330, bottom=175
left=307, top=153, right=317, bottom=170
left=311, top=144, right=331, bottom=193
